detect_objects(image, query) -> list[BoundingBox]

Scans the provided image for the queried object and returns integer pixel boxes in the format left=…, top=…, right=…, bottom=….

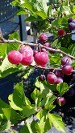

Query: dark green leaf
left=22, top=105, right=36, bottom=118
left=20, top=122, right=33, bottom=133
left=8, top=82, right=26, bottom=110
left=2, top=108, right=11, bottom=120
left=0, top=120, right=11, bottom=131
left=31, top=88, right=41, bottom=100
left=25, top=16, right=37, bottom=22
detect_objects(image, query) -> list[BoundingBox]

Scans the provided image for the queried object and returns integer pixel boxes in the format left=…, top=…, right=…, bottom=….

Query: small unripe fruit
left=61, top=56, right=72, bottom=66
left=47, top=72, right=57, bottom=84
left=55, top=77, right=63, bottom=84
left=39, top=33, right=48, bottom=42
left=68, top=22, right=75, bottom=30
left=62, top=65, right=73, bottom=75
left=8, top=50, right=23, bottom=64
left=57, top=97, right=66, bottom=106
left=58, top=29, right=65, bottom=36
left=34, top=52, right=49, bottom=66
left=39, top=74, right=46, bottom=81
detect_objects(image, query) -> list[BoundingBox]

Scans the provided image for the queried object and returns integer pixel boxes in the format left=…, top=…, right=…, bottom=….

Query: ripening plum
left=58, top=29, right=65, bottom=36
left=47, top=72, right=57, bottom=84
left=61, top=56, right=72, bottom=66
left=8, top=50, right=23, bottom=64
left=34, top=52, right=49, bottom=66
left=62, top=65, right=73, bottom=75
left=39, top=33, right=48, bottom=42
left=57, top=97, right=66, bottom=106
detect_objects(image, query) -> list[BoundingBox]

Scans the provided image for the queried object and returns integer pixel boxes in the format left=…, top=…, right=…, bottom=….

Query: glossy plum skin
left=21, top=53, right=34, bottom=66
left=62, top=65, right=73, bottom=75
left=8, top=50, right=23, bottom=64
left=47, top=72, right=57, bottom=84
left=58, top=29, right=65, bottom=36
left=55, top=71, right=64, bottom=78
left=34, top=52, right=49, bottom=66
left=19, top=45, right=34, bottom=66
left=39, top=33, right=48, bottom=42
left=68, top=22, right=75, bottom=30
left=55, top=77, right=63, bottom=84
left=19, top=45, right=33, bottom=56
left=61, top=56, right=72, bottom=66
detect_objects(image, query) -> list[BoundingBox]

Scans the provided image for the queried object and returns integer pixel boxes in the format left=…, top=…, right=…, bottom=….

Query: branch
left=0, top=35, right=75, bottom=60
left=52, top=32, right=75, bottom=41
left=31, top=65, right=75, bottom=73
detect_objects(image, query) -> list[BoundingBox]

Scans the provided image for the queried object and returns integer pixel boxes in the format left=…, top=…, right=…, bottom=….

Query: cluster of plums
left=8, top=33, right=73, bottom=84
left=8, top=33, right=56, bottom=67
left=7, top=32, right=74, bottom=107
left=40, top=55, right=73, bottom=84
left=57, top=18, right=75, bottom=37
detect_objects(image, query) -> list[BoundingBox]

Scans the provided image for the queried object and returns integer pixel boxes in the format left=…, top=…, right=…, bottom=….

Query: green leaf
left=69, top=45, right=75, bottom=57
left=8, top=94, right=23, bottom=111
left=20, top=125, right=29, bottom=133
left=31, top=120, right=36, bottom=133
left=0, top=99, right=9, bottom=108
left=48, top=113, right=66, bottom=133
left=36, top=109, right=47, bottom=120
left=0, top=44, right=7, bottom=58
left=21, top=2, right=35, bottom=14
left=25, top=16, right=37, bottom=22
left=47, top=5, right=52, bottom=17
left=16, top=10, right=29, bottom=15
left=11, top=0, right=19, bottom=6
left=0, top=56, right=21, bottom=78
left=41, top=95, right=56, bottom=111
left=31, top=88, right=41, bottom=100
left=36, top=11, right=47, bottom=19
left=35, top=116, right=45, bottom=133
left=22, top=105, right=36, bottom=118
left=0, top=120, right=11, bottom=131
left=8, top=31, right=20, bottom=40
left=0, top=56, right=15, bottom=72
left=10, top=108, right=22, bottom=124
left=2, top=108, right=11, bottom=120
left=35, top=79, right=45, bottom=92
left=56, top=82, right=70, bottom=96
left=20, top=123, right=32, bottom=133
left=35, top=114, right=52, bottom=133
left=8, top=82, right=26, bottom=110
left=39, top=0, right=48, bottom=14
left=26, top=121, right=33, bottom=133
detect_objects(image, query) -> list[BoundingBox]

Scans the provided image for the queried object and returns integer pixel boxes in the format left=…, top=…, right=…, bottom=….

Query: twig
left=53, top=32, right=75, bottom=41
left=30, top=65, right=75, bottom=73
left=0, top=35, right=75, bottom=60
